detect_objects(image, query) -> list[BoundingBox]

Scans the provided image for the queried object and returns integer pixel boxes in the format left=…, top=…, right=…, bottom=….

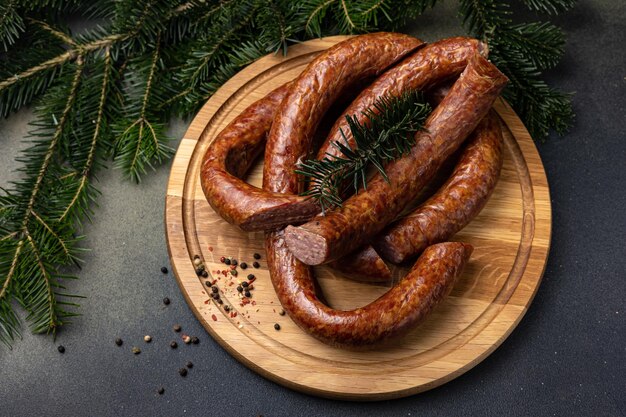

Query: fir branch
left=520, top=0, right=576, bottom=15
left=296, top=91, right=431, bottom=212
left=459, top=0, right=575, bottom=140
left=114, top=35, right=173, bottom=182
left=0, top=0, right=24, bottom=50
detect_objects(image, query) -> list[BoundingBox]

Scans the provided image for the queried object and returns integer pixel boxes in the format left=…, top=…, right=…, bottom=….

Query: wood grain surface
left=164, top=36, right=551, bottom=400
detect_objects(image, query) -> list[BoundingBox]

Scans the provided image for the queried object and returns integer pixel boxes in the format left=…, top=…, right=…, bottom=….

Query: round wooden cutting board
left=165, top=36, right=551, bottom=400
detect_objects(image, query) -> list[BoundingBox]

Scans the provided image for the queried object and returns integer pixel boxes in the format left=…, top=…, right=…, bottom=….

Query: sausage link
left=263, top=32, right=423, bottom=196
left=200, top=83, right=321, bottom=230
left=266, top=236, right=472, bottom=347
left=375, top=111, right=504, bottom=264
left=284, top=54, right=508, bottom=265
left=316, top=37, right=488, bottom=162
left=201, top=33, right=422, bottom=231
left=328, top=245, right=392, bottom=283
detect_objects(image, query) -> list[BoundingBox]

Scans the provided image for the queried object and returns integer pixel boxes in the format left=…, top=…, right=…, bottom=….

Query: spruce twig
left=296, top=91, right=431, bottom=212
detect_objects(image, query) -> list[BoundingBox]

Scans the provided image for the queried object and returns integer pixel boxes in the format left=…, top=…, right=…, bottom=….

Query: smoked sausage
left=375, top=111, right=504, bottom=264
left=284, top=54, right=508, bottom=265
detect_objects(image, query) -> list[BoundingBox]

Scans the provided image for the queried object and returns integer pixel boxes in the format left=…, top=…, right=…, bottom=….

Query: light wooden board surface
left=164, top=36, right=552, bottom=400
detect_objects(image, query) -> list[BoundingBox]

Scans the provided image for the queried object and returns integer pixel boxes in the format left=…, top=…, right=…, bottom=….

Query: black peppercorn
left=224, top=305, right=230, bottom=312
left=57, top=345, right=65, bottom=353
left=244, top=291, right=251, bottom=298
left=158, top=387, right=165, bottom=395
left=163, top=297, right=170, bottom=305
left=253, top=253, right=261, bottom=260
left=115, top=338, right=123, bottom=346
left=186, top=361, right=194, bottom=368
left=230, top=270, right=237, bottom=276
left=253, top=262, right=260, bottom=268
left=217, top=298, right=223, bottom=304
left=173, top=324, right=182, bottom=332
left=247, top=274, right=255, bottom=280
left=237, top=286, right=243, bottom=293
left=224, top=258, right=231, bottom=265
left=241, top=281, right=249, bottom=288
left=231, top=259, right=237, bottom=266
left=202, top=270, right=208, bottom=278
left=179, top=368, right=188, bottom=377
left=191, top=337, right=199, bottom=345
left=274, top=323, right=281, bottom=331
left=211, top=292, right=220, bottom=300
left=170, top=341, right=178, bottom=349
left=195, top=267, right=204, bottom=276
left=211, top=286, right=219, bottom=293
left=240, top=262, right=247, bottom=269
left=279, top=309, right=286, bottom=316
left=161, top=266, right=168, bottom=274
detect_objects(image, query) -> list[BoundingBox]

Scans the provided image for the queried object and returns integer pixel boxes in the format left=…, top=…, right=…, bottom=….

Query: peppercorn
left=173, top=324, right=182, bottom=332
left=240, top=262, right=247, bottom=269
left=202, top=270, right=209, bottom=278
left=231, top=259, right=237, bottom=266
left=163, top=297, right=170, bottom=305
left=237, top=286, right=243, bottom=293
left=170, top=341, right=178, bottom=349
left=253, top=261, right=260, bottom=268
left=211, top=286, right=219, bottom=293
left=217, top=298, right=223, bottom=304
left=274, top=323, right=281, bottom=331
left=193, top=257, right=202, bottom=266
left=211, top=292, right=220, bottom=300
left=195, top=267, right=204, bottom=276
left=57, top=345, right=65, bottom=353
left=224, top=258, right=231, bottom=265
left=220, top=256, right=225, bottom=263
left=241, top=281, right=249, bottom=288
left=244, top=291, right=251, bottom=298
left=183, top=335, right=191, bottom=344
left=161, top=266, right=168, bottom=274
left=247, top=274, right=255, bottom=280
left=253, top=253, right=261, bottom=260
left=144, top=335, right=152, bottom=343
left=205, top=281, right=212, bottom=287
left=132, top=347, right=141, bottom=354
left=158, top=387, right=165, bottom=395
left=179, top=368, right=188, bottom=377
left=224, top=305, right=230, bottom=312
left=279, top=309, right=286, bottom=316
left=191, top=337, right=199, bottom=345
left=186, top=361, right=194, bottom=369
left=115, top=338, right=123, bottom=346
left=230, top=270, right=237, bottom=276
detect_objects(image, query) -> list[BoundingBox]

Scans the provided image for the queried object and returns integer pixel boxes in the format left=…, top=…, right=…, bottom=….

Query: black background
left=0, top=1, right=624, bottom=416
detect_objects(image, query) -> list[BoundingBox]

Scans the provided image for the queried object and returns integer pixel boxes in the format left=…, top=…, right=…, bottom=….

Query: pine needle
left=296, top=91, right=431, bottom=212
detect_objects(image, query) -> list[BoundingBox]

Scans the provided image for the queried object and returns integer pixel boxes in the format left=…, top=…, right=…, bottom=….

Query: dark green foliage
left=296, top=91, right=431, bottom=212
left=0, top=0, right=576, bottom=346
left=459, top=0, right=575, bottom=139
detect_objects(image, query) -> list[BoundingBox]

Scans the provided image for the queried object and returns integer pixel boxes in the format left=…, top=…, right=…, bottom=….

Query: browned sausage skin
left=284, top=54, right=509, bottom=265
left=328, top=245, right=392, bottom=283
left=200, top=83, right=320, bottom=230
left=201, top=33, right=422, bottom=231
left=263, top=32, right=423, bottom=196
left=316, top=37, right=488, bottom=162
left=266, top=237, right=472, bottom=347
left=375, top=111, right=504, bottom=264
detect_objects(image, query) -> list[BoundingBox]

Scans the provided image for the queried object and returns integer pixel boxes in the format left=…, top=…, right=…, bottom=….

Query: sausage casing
left=284, top=54, right=508, bottom=265
left=375, top=111, right=504, bottom=264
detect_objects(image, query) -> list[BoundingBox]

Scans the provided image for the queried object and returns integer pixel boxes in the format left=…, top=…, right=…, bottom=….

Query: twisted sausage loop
left=201, top=33, right=422, bottom=232
left=284, top=53, right=509, bottom=266
left=375, top=111, right=504, bottom=264
left=264, top=36, right=507, bottom=347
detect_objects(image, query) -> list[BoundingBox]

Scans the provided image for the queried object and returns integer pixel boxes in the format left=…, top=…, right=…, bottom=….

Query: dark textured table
left=0, top=2, right=624, bottom=416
